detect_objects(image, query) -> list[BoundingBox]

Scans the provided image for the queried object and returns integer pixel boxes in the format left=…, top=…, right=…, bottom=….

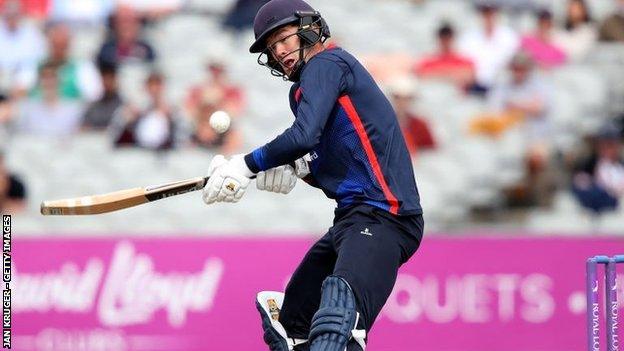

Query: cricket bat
left=41, top=176, right=210, bottom=215
left=41, top=161, right=304, bottom=215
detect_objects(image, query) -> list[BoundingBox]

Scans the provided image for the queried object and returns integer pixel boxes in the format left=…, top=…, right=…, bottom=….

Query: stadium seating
left=6, top=0, right=624, bottom=235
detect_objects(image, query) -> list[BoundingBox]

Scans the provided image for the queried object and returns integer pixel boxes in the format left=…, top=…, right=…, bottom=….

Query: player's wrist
left=244, top=152, right=262, bottom=174
left=231, top=154, right=256, bottom=178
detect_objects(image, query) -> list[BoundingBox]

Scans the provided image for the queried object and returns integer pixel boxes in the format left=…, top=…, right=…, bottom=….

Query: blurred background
left=3, top=0, right=624, bottom=350
left=2, top=0, right=624, bottom=234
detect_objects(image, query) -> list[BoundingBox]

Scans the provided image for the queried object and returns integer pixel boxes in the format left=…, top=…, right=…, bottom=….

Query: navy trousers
left=278, top=204, right=424, bottom=345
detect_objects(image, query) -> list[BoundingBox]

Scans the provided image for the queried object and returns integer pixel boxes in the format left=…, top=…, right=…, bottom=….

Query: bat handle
left=201, top=174, right=257, bottom=187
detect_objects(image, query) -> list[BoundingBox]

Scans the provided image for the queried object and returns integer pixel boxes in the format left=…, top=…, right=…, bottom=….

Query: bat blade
left=41, top=177, right=208, bottom=216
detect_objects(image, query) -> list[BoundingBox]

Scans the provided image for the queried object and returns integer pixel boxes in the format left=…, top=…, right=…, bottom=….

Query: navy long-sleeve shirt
left=245, top=47, right=422, bottom=216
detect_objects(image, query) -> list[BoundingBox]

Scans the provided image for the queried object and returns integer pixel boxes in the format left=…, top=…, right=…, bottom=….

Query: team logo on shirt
left=360, top=228, right=372, bottom=236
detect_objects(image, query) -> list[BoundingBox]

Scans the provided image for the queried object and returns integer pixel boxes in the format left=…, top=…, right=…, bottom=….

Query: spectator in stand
left=49, top=0, right=114, bottom=26
left=112, top=71, right=183, bottom=150
left=26, top=22, right=102, bottom=102
left=572, top=124, right=624, bottom=213
left=360, top=52, right=415, bottom=85
left=0, top=0, right=46, bottom=94
left=553, top=0, right=596, bottom=62
left=2, top=0, right=47, bottom=19
left=458, top=2, right=519, bottom=94
left=18, top=63, right=83, bottom=137
left=223, top=0, right=270, bottom=32
left=472, top=52, right=554, bottom=206
left=520, top=9, right=567, bottom=69
left=97, top=5, right=155, bottom=66
left=599, top=0, right=624, bottom=42
left=473, top=53, right=552, bottom=142
left=0, top=151, right=26, bottom=214
left=117, top=0, right=183, bottom=21
left=415, top=23, right=476, bottom=91
left=185, top=59, right=245, bottom=120
left=190, top=91, right=242, bottom=155
left=388, top=78, right=436, bottom=157
left=82, top=62, right=123, bottom=130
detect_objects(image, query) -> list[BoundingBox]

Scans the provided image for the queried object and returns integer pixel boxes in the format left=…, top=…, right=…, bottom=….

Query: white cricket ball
left=209, top=110, right=231, bottom=134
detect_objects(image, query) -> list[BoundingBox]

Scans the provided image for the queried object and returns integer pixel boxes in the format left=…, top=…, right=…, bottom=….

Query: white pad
left=352, top=313, right=367, bottom=350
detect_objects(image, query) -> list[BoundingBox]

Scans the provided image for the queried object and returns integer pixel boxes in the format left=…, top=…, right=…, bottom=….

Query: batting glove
left=256, top=156, right=312, bottom=194
left=256, top=165, right=297, bottom=194
left=203, top=154, right=254, bottom=204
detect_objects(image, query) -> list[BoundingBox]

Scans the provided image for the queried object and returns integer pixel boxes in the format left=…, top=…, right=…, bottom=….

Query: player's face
left=267, top=25, right=301, bottom=76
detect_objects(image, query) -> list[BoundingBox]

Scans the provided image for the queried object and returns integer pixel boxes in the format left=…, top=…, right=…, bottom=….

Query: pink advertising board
left=11, top=236, right=624, bottom=351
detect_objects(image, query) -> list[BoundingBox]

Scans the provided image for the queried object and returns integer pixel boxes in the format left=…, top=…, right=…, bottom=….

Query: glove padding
left=203, top=154, right=253, bottom=204
left=256, top=165, right=297, bottom=194
left=256, top=156, right=311, bottom=194
left=293, top=157, right=311, bottom=178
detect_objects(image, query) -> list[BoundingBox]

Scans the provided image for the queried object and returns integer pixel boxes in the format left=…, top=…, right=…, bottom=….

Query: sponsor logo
left=360, top=228, right=372, bottom=236
left=610, top=301, right=619, bottom=350
left=592, top=303, right=600, bottom=350
left=383, top=273, right=556, bottom=324
left=14, top=242, right=224, bottom=328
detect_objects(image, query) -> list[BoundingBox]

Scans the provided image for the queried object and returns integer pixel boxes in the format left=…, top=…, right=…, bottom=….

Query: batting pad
left=309, top=276, right=366, bottom=351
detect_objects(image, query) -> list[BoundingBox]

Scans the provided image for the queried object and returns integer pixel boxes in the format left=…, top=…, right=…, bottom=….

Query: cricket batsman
left=202, top=0, right=424, bottom=349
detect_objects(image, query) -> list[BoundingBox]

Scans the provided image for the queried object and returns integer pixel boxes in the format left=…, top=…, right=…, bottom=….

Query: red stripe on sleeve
left=338, top=96, right=400, bottom=215
left=295, top=87, right=302, bottom=102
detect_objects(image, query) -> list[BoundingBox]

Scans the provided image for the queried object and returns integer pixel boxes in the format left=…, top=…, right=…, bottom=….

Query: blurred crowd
left=0, top=0, right=623, bottom=221
left=0, top=0, right=251, bottom=213
left=374, top=0, right=624, bottom=218
left=0, top=0, right=245, bottom=153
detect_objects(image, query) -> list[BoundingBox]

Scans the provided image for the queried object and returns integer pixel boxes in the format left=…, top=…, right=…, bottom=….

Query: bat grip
left=202, top=174, right=257, bottom=187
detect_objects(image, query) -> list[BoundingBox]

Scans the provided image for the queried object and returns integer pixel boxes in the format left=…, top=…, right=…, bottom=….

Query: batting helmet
left=249, top=0, right=330, bottom=81
left=249, top=0, right=330, bottom=53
